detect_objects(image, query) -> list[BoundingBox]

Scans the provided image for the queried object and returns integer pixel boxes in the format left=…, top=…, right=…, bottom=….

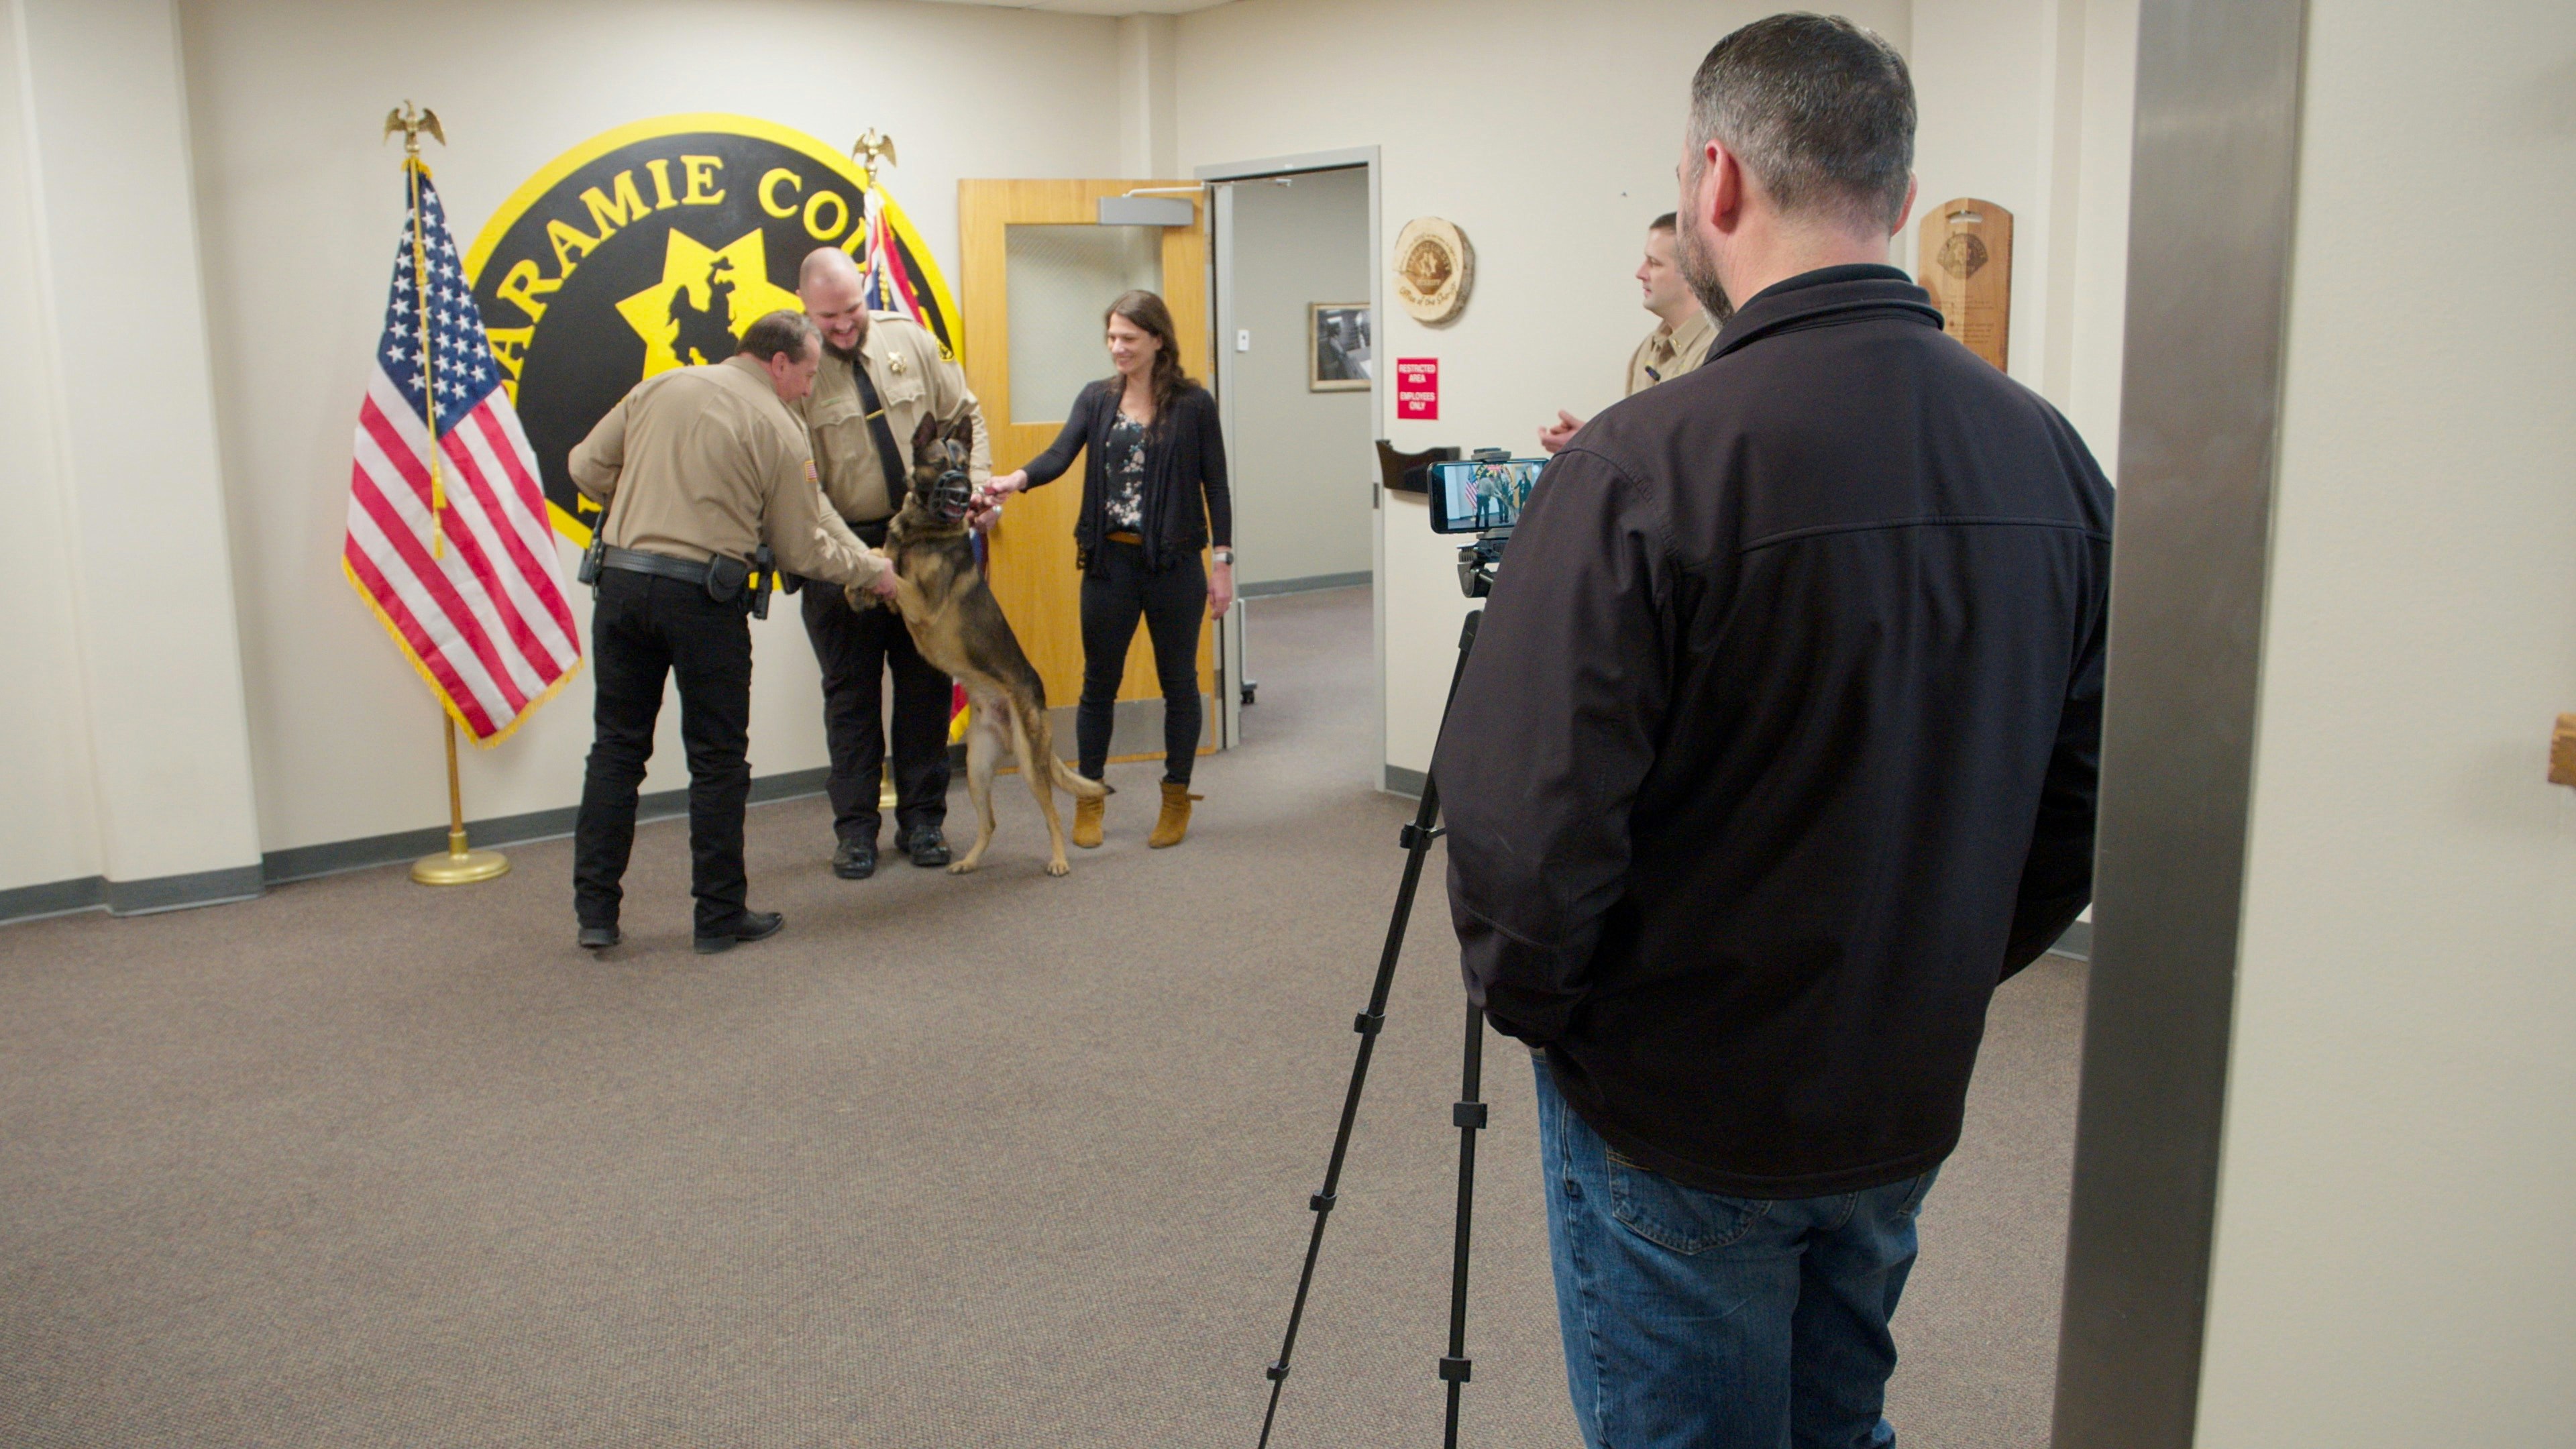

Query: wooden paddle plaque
left=1918, top=197, right=2013, bottom=372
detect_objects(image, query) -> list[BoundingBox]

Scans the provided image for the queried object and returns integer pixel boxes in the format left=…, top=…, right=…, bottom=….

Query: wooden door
left=958, top=180, right=1214, bottom=756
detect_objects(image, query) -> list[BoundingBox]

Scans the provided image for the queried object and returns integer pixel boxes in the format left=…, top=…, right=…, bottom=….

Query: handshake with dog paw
left=845, top=551, right=902, bottom=610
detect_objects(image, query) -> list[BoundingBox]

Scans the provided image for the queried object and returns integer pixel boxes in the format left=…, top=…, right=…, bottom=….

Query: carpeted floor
left=0, top=586, right=2084, bottom=1448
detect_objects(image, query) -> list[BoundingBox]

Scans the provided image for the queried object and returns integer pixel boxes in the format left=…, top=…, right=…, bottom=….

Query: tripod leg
left=1254, top=612, right=1481, bottom=1449
left=1438, top=999, right=1488, bottom=1449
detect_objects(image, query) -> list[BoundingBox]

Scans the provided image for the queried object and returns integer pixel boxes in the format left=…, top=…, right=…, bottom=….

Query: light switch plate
left=1236, top=329, right=1251, bottom=352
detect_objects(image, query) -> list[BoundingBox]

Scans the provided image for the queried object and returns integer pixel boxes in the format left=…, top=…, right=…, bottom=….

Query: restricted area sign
left=1395, top=356, right=1439, bottom=420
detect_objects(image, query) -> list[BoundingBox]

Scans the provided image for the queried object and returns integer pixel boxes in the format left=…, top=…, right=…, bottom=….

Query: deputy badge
left=464, top=113, right=961, bottom=541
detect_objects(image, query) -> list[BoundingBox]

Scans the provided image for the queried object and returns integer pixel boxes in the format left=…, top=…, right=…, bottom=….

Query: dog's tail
left=1053, top=757, right=1110, bottom=799
left=1006, top=693, right=1112, bottom=798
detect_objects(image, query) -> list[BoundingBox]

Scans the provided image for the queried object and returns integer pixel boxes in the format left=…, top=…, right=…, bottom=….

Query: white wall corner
left=13, top=0, right=263, bottom=885
left=0, top=0, right=105, bottom=892
left=2033, top=0, right=2090, bottom=405
left=1117, top=12, right=1178, bottom=178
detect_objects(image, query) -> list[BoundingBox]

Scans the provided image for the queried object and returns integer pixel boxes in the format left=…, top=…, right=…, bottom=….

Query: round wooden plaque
left=1393, top=217, right=1473, bottom=324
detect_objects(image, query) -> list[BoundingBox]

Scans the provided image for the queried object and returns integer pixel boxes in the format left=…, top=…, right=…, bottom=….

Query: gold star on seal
left=615, top=229, right=804, bottom=379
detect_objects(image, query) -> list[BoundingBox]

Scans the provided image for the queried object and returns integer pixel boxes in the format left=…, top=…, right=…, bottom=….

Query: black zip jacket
left=1438, top=264, right=2111, bottom=1199
left=1020, top=379, right=1232, bottom=574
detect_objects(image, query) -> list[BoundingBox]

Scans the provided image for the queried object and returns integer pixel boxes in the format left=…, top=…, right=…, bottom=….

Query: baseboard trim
left=258, top=766, right=835, bottom=887
left=105, top=865, right=266, bottom=916
left=0, top=875, right=105, bottom=924
left=2047, top=920, right=2092, bottom=962
left=1, top=863, right=266, bottom=926
left=1382, top=763, right=1427, bottom=798
left=1240, top=571, right=1371, bottom=599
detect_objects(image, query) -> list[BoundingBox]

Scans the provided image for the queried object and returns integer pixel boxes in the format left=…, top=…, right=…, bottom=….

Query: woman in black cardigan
left=979, top=289, right=1232, bottom=850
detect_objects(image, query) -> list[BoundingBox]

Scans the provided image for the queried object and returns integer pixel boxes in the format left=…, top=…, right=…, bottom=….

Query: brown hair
left=1104, top=288, right=1192, bottom=424
left=737, top=309, right=818, bottom=364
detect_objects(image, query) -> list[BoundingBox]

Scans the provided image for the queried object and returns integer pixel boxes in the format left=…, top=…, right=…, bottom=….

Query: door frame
left=1196, top=146, right=1384, bottom=786
left=956, top=178, right=1216, bottom=761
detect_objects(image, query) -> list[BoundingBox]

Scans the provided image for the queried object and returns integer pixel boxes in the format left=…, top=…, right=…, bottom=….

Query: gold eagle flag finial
left=382, top=101, right=445, bottom=158
left=852, top=129, right=897, bottom=190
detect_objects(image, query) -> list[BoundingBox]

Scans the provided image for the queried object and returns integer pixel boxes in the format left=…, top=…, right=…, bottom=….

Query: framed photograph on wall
left=1308, top=303, right=1371, bottom=391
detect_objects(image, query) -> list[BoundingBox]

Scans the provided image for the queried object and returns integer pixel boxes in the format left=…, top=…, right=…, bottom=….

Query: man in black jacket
left=1438, top=15, right=2110, bottom=1449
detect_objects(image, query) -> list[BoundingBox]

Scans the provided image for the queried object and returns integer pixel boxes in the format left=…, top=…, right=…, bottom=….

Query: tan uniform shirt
left=800, top=313, right=991, bottom=525
left=1624, top=308, right=1719, bottom=397
left=569, top=356, right=882, bottom=589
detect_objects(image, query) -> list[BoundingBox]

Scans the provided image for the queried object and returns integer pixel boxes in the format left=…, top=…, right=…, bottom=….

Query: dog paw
left=1046, top=859, right=1071, bottom=877
left=947, top=860, right=981, bottom=875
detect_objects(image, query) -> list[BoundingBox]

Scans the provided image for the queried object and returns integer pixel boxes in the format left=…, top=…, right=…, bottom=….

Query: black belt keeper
left=849, top=518, right=890, bottom=547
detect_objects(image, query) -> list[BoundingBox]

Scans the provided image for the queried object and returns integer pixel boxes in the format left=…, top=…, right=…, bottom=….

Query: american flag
left=343, top=166, right=580, bottom=745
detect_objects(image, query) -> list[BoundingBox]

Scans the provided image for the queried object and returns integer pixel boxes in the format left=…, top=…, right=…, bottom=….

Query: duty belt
left=600, top=544, right=773, bottom=618
left=598, top=545, right=716, bottom=586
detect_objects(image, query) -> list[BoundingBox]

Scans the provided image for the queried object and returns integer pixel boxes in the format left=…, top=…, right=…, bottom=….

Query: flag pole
left=384, top=99, right=506, bottom=888
left=415, top=713, right=508, bottom=885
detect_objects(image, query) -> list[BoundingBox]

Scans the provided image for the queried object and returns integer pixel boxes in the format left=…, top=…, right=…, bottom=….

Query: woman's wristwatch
left=1211, top=548, right=1234, bottom=566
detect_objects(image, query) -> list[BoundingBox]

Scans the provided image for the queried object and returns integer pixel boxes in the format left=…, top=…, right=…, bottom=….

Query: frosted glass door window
left=1007, top=225, right=1161, bottom=422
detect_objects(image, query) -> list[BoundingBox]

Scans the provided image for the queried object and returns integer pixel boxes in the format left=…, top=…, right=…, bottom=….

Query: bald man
left=795, top=248, right=993, bottom=879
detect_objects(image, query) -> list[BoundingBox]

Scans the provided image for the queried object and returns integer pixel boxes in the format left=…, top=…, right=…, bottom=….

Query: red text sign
left=1395, top=357, right=1439, bottom=420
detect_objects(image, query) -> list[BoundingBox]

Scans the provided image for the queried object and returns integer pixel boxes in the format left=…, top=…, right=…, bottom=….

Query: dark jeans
left=574, top=570, right=755, bottom=937
left=801, top=584, right=951, bottom=845
left=1077, top=541, right=1203, bottom=784
left=1534, top=1055, right=1938, bottom=1449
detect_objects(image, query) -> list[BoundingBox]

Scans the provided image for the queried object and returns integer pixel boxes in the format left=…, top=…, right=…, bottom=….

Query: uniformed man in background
left=794, top=247, right=993, bottom=881
left=568, top=309, right=898, bottom=956
left=1537, top=213, right=1723, bottom=452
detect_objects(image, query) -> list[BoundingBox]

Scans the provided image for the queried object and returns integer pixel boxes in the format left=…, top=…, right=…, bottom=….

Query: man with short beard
left=1537, top=213, right=1721, bottom=453
left=794, top=248, right=992, bottom=879
left=1439, top=15, right=2111, bottom=1448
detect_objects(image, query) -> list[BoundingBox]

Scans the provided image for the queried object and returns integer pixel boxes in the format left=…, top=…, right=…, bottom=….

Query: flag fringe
left=341, top=555, right=582, bottom=750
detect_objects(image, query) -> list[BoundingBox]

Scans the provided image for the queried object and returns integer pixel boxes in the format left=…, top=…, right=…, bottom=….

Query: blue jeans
left=1533, top=1055, right=1939, bottom=1449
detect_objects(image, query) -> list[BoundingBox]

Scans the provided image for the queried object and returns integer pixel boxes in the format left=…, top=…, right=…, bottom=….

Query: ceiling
left=903, top=0, right=1236, bottom=13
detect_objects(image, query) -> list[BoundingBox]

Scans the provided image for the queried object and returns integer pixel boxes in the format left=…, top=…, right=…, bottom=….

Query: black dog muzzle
left=927, top=469, right=974, bottom=523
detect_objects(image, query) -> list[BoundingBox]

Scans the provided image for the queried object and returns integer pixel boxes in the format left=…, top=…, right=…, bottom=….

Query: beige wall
left=3, top=0, right=2139, bottom=892
left=1175, top=0, right=2133, bottom=778
left=1219, top=164, right=1373, bottom=589
left=176, top=0, right=1124, bottom=859
left=2195, top=0, right=2576, bottom=1439
left=1909, top=0, right=2135, bottom=464
left=1177, top=0, right=1907, bottom=778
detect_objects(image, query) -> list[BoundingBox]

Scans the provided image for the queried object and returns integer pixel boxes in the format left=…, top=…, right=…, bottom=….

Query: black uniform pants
left=1078, top=541, right=1205, bottom=785
left=574, top=570, right=754, bottom=937
left=802, top=583, right=951, bottom=846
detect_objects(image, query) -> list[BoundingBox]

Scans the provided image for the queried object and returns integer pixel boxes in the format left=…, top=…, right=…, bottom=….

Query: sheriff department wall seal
left=464, top=113, right=961, bottom=542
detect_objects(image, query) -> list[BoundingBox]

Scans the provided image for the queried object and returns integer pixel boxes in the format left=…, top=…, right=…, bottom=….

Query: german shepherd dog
left=880, top=415, right=1108, bottom=876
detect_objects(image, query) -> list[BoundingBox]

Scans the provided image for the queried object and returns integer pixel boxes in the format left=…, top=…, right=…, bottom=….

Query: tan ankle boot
left=1073, top=795, right=1105, bottom=849
left=1147, top=782, right=1202, bottom=849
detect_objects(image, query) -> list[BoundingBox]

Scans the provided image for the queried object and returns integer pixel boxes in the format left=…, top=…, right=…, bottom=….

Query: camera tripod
left=1254, top=608, right=1491, bottom=1449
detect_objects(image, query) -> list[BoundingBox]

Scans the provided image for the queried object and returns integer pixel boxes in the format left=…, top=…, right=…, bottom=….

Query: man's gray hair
left=1688, top=13, right=1915, bottom=234
left=736, top=309, right=819, bottom=364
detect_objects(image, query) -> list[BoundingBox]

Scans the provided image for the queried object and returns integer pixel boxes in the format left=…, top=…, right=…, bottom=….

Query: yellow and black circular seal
left=464, top=113, right=961, bottom=541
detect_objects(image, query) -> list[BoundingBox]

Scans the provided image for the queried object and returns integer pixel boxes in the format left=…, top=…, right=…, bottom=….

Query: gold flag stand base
left=414, top=827, right=510, bottom=885
left=412, top=715, right=511, bottom=887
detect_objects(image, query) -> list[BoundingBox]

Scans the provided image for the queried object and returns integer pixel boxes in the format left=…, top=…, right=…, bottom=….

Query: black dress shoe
left=577, top=924, right=620, bottom=951
left=832, top=838, right=877, bottom=880
left=903, top=827, right=952, bottom=869
left=694, top=910, right=784, bottom=956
